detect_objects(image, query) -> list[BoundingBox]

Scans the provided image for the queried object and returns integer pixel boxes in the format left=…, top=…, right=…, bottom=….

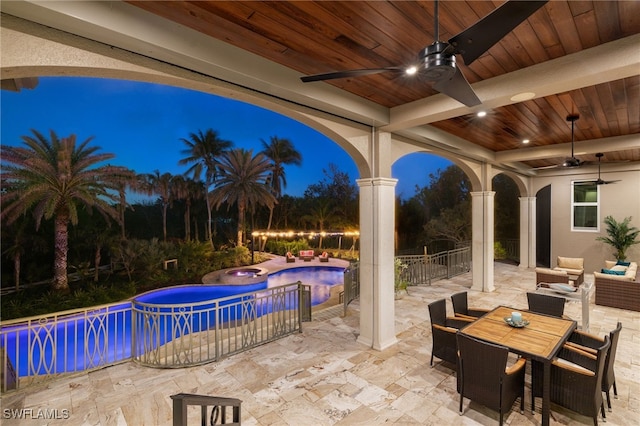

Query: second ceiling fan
left=300, top=0, right=548, bottom=107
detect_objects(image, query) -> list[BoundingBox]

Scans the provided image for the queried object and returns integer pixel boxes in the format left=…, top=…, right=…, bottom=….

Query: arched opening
left=392, top=152, right=472, bottom=255
left=492, top=173, right=521, bottom=264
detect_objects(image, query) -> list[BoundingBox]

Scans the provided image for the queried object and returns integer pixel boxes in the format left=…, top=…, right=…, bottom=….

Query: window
left=571, top=182, right=599, bottom=231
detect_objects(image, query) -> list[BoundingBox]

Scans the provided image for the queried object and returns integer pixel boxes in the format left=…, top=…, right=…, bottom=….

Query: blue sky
left=1, top=77, right=451, bottom=199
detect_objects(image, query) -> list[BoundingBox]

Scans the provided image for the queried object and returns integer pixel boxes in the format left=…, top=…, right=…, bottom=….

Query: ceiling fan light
left=476, top=111, right=487, bottom=117
left=405, top=66, right=418, bottom=75
left=420, top=42, right=456, bottom=81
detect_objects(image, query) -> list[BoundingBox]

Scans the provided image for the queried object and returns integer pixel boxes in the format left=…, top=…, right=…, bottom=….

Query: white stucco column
left=519, top=197, right=537, bottom=268
left=471, top=191, right=495, bottom=292
left=356, top=177, right=398, bottom=351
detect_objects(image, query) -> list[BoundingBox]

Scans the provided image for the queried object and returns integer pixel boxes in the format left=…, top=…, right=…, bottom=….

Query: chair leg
left=430, top=353, right=434, bottom=367
left=459, top=394, right=464, bottom=415
left=606, top=390, right=612, bottom=412
left=613, top=381, right=618, bottom=398
left=600, top=402, right=606, bottom=424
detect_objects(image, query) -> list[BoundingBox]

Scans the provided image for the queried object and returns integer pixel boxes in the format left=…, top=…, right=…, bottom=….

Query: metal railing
left=0, top=302, right=132, bottom=392
left=343, top=246, right=472, bottom=310
left=171, top=393, right=242, bottom=426
left=1, top=282, right=311, bottom=391
left=132, top=283, right=309, bottom=368
left=496, top=238, right=520, bottom=262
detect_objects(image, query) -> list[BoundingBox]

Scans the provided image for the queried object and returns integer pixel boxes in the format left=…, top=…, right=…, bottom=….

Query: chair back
left=527, top=292, right=565, bottom=317
left=451, top=292, right=469, bottom=316
left=456, top=333, right=510, bottom=411
left=428, top=298, right=447, bottom=327
left=603, top=322, right=622, bottom=390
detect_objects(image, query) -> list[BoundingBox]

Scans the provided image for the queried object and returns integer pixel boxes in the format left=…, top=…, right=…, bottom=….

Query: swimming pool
left=1, top=266, right=345, bottom=379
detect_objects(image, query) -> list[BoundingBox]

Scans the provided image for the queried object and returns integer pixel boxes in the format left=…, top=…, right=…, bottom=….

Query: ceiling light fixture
left=405, top=66, right=417, bottom=75
left=510, top=92, right=536, bottom=102
left=476, top=111, right=487, bottom=117
left=522, top=139, right=530, bottom=144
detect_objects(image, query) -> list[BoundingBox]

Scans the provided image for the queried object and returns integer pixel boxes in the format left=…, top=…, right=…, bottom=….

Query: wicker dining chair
left=526, top=292, right=566, bottom=318
left=565, top=322, right=622, bottom=412
left=427, top=299, right=473, bottom=368
left=451, top=291, right=491, bottom=319
left=531, top=335, right=610, bottom=425
left=456, top=333, right=526, bottom=426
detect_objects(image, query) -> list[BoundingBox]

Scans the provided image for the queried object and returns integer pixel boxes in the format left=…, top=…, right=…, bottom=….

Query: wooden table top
left=460, top=306, right=576, bottom=360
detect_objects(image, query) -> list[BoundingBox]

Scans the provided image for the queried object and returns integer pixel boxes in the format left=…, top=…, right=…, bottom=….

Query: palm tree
left=260, top=136, right=301, bottom=249
left=211, top=148, right=276, bottom=247
left=171, top=176, right=204, bottom=241
left=141, top=171, right=173, bottom=241
left=179, top=129, right=233, bottom=248
left=302, top=197, right=338, bottom=249
left=0, top=130, right=125, bottom=292
left=110, top=166, right=136, bottom=239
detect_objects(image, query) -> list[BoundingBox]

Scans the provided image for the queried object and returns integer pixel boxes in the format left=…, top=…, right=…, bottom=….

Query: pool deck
left=201, top=255, right=351, bottom=284
left=1, top=262, right=638, bottom=425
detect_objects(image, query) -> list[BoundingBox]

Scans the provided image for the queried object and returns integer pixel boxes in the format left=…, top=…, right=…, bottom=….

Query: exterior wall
left=532, top=168, right=640, bottom=273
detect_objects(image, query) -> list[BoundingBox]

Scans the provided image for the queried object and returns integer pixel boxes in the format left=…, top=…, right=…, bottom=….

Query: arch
left=389, top=137, right=483, bottom=192
left=1, top=21, right=372, bottom=180
left=491, top=169, right=530, bottom=197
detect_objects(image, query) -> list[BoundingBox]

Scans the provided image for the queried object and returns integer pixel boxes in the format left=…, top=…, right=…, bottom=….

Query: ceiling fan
left=300, top=0, right=548, bottom=107
left=534, top=113, right=587, bottom=170
left=575, top=153, right=621, bottom=186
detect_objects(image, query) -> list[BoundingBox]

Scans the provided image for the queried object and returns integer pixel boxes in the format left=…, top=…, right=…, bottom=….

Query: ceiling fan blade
left=532, top=164, right=562, bottom=171
left=448, top=0, right=548, bottom=65
left=602, top=180, right=621, bottom=185
left=432, top=67, right=481, bottom=107
left=301, top=67, right=403, bottom=83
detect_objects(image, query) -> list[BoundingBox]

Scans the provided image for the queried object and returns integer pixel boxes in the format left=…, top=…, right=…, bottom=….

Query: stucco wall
left=533, top=167, right=640, bottom=273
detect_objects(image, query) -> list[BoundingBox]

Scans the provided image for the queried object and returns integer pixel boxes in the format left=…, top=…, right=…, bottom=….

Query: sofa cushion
left=611, top=265, right=628, bottom=272
left=594, top=271, right=634, bottom=282
left=557, top=256, right=584, bottom=270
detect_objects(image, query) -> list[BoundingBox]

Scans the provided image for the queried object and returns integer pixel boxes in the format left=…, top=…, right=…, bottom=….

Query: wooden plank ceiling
left=126, top=1, right=640, bottom=169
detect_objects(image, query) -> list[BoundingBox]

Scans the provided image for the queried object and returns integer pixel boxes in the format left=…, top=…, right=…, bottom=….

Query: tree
left=0, top=130, right=125, bottom=292
left=304, top=163, right=358, bottom=226
left=260, top=136, right=302, bottom=248
left=141, top=171, right=173, bottom=241
left=179, top=129, right=233, bottom=248
left=596, top=216, right=640, bottom=261
left=211, top=148, right=276, bottom=247
left=110, top=166, right=137, bottom=239
left=171, top=176, right=204, bottom=242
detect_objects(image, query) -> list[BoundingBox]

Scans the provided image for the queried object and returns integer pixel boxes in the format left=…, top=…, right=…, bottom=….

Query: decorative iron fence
left=1, top=283, right=310, bottom=391
left=343, top=246, right=472, bottom=311
left=133, top=283, right=309, bottom=368
left=496, top=238, right=520, bottom=262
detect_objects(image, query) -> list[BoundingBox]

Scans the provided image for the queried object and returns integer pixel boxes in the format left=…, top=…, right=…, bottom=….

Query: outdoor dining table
left=458, top=305, right=576, bottom=426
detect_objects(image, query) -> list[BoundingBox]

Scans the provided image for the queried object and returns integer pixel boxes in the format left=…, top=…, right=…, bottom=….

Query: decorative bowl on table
left=504, top=317, right=529, bottom=328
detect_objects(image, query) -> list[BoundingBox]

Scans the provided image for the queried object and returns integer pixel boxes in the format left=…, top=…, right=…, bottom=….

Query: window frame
left=571, top=181, right=600, bottom=232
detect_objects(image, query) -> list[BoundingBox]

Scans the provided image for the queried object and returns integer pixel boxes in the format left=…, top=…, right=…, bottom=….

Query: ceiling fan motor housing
left=420, top=42, right=456, bottom=81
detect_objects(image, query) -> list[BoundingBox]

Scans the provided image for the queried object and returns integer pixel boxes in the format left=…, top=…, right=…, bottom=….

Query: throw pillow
left=601, top=268, right=626, bottom=276
left=616, top=260, right=631, bottom=267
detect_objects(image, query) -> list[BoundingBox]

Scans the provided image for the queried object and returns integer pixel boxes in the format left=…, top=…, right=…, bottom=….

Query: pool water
left=3, top=266, right=345, bottom=378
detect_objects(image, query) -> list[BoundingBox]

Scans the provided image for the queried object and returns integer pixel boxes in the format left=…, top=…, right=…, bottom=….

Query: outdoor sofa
left=594, top=261, right=639, bottom=312
left=299, top=250, right=314, bottom=261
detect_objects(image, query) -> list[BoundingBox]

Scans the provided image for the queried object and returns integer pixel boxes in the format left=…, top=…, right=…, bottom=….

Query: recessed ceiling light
left=510, top=92, right=536, bottom=102
left=522, top=139, right=530, bottom=144
left=476, top=111, right=487, bottom=117
left=405, top=66, right=417, bottom=75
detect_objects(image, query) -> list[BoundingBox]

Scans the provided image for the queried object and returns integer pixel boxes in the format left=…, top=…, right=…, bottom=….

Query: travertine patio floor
left=1, top=261, right=638, bottom=425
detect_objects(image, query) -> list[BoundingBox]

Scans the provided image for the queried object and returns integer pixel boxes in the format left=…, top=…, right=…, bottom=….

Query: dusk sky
left=1, top=77, right=452, bottom=200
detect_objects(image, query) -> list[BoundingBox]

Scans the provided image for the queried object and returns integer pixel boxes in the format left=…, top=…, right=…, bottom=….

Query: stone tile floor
left=1, top=262, right=638, bottom=425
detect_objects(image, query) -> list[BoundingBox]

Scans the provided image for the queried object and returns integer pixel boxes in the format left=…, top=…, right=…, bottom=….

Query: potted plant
left=596, top=216, right=640, bottom=261
left=394, top=258, right=409, bottom=297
